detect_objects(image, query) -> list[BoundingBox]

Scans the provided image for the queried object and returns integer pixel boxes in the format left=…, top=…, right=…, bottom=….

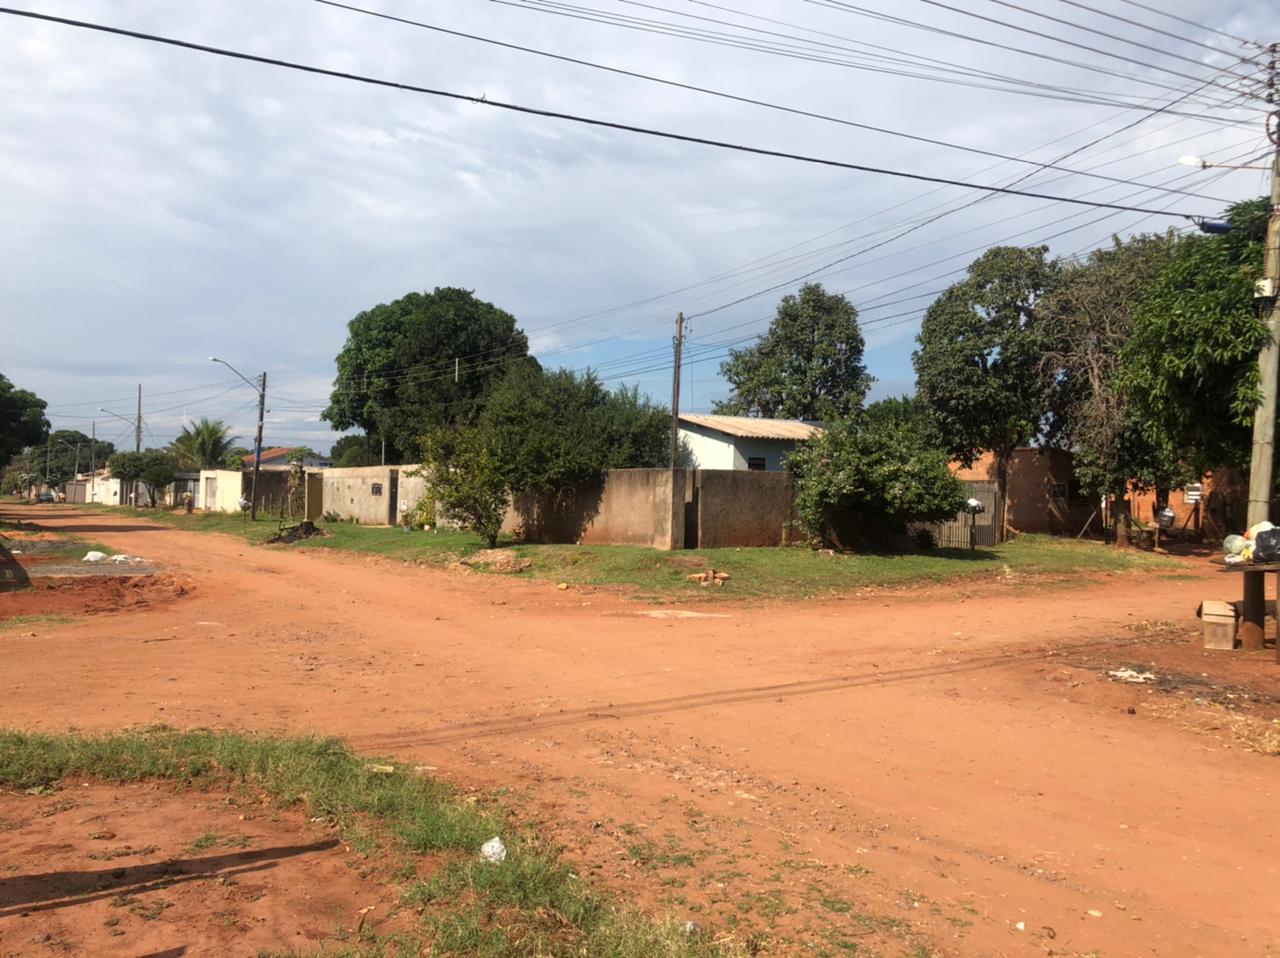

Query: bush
left=788, top=415, right=965, bottom=549
left=418, top=427, right=508, bottom=547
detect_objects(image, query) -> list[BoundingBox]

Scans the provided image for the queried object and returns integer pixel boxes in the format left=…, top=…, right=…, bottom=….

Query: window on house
left=1050, top=482, right=1068, bottom=502
left=747, top=457, right=767, bottom=471
left=371, top=482, right=383, bottom=496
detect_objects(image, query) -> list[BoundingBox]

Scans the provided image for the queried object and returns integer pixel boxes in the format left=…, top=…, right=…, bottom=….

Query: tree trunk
left=995, top=450, right=1011, bottom=543
left=1112, top=489, right=1132, bottom=548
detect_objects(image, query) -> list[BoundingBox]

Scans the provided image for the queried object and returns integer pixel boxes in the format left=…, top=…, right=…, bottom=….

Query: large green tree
left=323, top=288, right=532, bottom=463
left=417, top=366, right=673, bottom=544
left=787, top=413, right=965, bottom=549
left=914, top=245, right=1059, bottom=524
left=330, top=434, right=375, bottom=468
left=1122, top=198, right=1270, bottom=472
left=715, top=282, right=871, bottom=420
left=0, top=374, right=48, bottom=465
left=169, top=418, right=238, bottom=471
left=36, top=430, right=116, bottom=485
left=1040, top=232, right=1183, bottom=545
left=108, top=450, right=179, bottom=507
left=481, top=365, right=672, bottom=493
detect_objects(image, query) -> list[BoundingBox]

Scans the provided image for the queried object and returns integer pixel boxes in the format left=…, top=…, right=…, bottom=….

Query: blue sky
left=1, top=0, right=1273, bottom=453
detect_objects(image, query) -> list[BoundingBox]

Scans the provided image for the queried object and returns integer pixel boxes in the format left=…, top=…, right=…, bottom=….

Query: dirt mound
left=460, top=548, right=532, bottom=573
left=0, top=574, right=192, bottom=619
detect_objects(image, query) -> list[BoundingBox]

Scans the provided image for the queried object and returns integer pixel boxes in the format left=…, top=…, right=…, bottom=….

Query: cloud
left=2, top=0, right=1272, bottom=440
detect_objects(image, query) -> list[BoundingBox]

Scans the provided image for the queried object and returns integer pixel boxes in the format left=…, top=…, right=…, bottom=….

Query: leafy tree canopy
left=480, top=365, right=672, bottom=493
left=420, top=426, right=509, bottom=548
left=913, top=245, right=1058, bottom=515
left=714, top=283, right=871, bottom=421
left=330, top=435, right=375, bottom=468
left=1121, top=197, right=1270, bottom=471
left=1040, top=232, right=1186, bottom=499
left=108, top=450, right=179, bottom=507
left=323, top=288, right=533, bottom=463
left=170, top=418, right=238, bottom=471
left=787, top=413, right=965, bottom=548
left=0, top=374, right=48, bottom=465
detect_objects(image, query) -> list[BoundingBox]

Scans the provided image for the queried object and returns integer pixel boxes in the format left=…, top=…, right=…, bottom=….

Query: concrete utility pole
left=251, top=371, right=267, bottom=521
left=133, top=383, right=142, bottom=507
left=210, top=357, right=267, bottom=521
left=90, top=421, right=96, bottom=503
left=1240, top=49, right=1280, bottom=653
left=669, top=311, right=685, bottom=467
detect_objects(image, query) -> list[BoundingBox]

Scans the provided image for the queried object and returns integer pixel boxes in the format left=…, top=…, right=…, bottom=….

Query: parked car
left=35, top=490, right=56, bottom=503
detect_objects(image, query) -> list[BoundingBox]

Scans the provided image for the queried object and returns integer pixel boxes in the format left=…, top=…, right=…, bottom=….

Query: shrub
left=788, top=415, right=965, bottom=549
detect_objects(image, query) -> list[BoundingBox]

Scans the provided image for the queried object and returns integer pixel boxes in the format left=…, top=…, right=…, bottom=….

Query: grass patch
left=70, top=505, right=1176, bottom=602
left=0, top=613, right=74, bottom=631
left=0, top=728, right=745, bottom=958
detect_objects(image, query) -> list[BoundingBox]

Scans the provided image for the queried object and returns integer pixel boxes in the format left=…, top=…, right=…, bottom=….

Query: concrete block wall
left=693, top=469, right=798, bottom=548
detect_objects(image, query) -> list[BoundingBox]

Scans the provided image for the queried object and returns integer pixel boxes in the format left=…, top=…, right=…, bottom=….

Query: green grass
left=0, top=613, right=75, bottom=631
left=69, top=504, right=1175, bottom=601
left=0, top=728, right=746, bottom=958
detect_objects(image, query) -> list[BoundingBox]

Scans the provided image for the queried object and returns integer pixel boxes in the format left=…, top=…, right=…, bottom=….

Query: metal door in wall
left=388, top=470, right=400, bottom=525
left=204, top=477, right=217, bottom=511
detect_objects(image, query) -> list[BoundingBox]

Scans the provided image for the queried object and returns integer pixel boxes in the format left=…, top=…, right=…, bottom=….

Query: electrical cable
left=502, top=0, right=1254, bottom=116
left=317, top=0, right=1231, bottom=202
left=0, top=7, right=1208, bottom=219
left=1114, top=0, right=1263, bottom=50
left=1049, top=0, right=1264, bottom=59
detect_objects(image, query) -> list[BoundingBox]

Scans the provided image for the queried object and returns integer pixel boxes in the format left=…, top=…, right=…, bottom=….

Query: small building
left=677, top=414, right=822, bottom=471
left=241, top=447, right=332, bottom=471
left=951, top=448, right=1093, bottom=535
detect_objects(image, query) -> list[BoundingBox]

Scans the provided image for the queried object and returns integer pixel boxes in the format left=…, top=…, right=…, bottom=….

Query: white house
left=677, top=414, right=823, bottom=471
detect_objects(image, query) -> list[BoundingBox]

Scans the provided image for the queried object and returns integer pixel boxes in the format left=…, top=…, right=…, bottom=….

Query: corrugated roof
left=678, top=414, right=823, bottom=441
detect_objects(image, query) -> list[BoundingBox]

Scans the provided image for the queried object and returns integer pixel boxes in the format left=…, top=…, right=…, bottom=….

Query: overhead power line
left=0, top=7, right=1211, bottom=222
left=1114, top=0, right=1263, bottom=50
left=317, top=0, right=1229, bottom=204
left=808, top=0, right=1260, bottom=102
left=1049, top=0, right=1263, bottom=58
left=503, top=0, right=1253, bottom=117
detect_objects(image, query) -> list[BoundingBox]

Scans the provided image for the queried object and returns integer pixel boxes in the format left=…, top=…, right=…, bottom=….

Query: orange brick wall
left=951, top=448, right=1078, bottom=534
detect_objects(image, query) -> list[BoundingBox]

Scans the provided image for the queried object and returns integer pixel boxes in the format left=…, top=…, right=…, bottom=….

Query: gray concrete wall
left=321, top=466, right=397, bottom=525
left=695, top=469, right=798, bottom=548
left=503, top=469, right=685, bottom=550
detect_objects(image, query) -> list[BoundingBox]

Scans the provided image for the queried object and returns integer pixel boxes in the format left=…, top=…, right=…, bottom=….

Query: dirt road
left=4, top=504, right=1278, bottom=956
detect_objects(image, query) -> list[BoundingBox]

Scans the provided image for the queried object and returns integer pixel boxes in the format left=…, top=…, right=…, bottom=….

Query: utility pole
left=90, top=421, right=96, bottom=503
left=1240, top=45, right=1280, bottom=654
left=133, top=383, right=142, bottom=506
left=251, top=371, right=267, bottom=521
left=669, top=312, right=685, bottom=467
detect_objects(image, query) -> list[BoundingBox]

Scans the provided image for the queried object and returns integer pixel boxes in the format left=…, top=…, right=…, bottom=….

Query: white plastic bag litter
left=82, top=551, right=107, bottom=562
left=480, top=836, right=507, bottom=864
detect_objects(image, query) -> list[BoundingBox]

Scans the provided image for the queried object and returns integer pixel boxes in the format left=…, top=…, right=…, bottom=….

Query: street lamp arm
left=98, top=408, right=135, bottom=426
left=209, top=356, right=262, bottom=391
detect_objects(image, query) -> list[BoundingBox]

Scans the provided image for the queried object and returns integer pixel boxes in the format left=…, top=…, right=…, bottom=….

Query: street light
left=1178, top=153, right=1270, bottom=171
left=210, top=356, right=267, bottom=521
left=100, top=406, right=141, bottom=507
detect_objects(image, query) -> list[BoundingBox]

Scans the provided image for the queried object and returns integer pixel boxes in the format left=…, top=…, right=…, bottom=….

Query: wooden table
left=1217, top=561, right=1280, bottom=658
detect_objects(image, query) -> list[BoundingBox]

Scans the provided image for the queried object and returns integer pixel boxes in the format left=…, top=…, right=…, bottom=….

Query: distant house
left=677, top=414, right=822, bottom=471
left=951, top=448, right=1092, bottom=534
left=242, top=447, right=332, bottom=470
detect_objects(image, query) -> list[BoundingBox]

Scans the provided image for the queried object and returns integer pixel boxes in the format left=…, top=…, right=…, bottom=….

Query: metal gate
left=925, top=480, right=1003, bottom=548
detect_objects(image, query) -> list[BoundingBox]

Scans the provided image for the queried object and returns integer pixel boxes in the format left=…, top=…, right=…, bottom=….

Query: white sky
left=1, top=0, right=1273, bottom=453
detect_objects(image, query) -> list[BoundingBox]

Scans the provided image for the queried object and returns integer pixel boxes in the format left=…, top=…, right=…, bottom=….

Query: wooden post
left=1241, top=572, right=1266, bottom=652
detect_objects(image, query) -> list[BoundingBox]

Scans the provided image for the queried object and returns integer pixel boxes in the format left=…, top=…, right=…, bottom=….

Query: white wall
left=678, top=425, right=797, bottom=471
left=678, top=425, right=738, bottom=470
left=197, top=470, right=245, bottom=513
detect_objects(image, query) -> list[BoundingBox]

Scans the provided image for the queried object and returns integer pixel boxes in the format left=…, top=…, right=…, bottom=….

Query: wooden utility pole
left=669, top=312, right=685, bottom=466
left=1240, top=51, right=1279, bottom=654
left=250, top=372, right=267, bottom=521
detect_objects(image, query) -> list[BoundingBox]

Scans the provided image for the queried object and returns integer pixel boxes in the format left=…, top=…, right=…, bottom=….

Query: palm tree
left=170, top=418, right=238, bottom=471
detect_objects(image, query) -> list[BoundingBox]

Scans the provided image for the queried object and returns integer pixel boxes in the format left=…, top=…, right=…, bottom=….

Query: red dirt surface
left=3, top=504, right=1280, bottom=956
left=0, top=575, right=191, bottom=619
left=0, top=780, right=408, bottom=957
